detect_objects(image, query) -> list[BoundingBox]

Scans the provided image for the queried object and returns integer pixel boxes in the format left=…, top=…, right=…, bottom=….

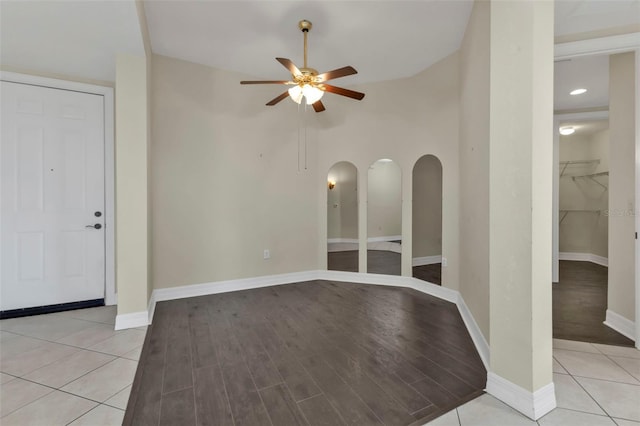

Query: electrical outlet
left=263, top=249, right=270, bottom=259
left=442, top=257, right=447, bottom=267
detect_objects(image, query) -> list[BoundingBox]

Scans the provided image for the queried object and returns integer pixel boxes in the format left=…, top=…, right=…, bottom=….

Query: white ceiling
left=0, top=0, right=144, bottom=83
left=554, top=54, right=610, bottom=111
left=0, top=0, right=638, bottom=96
left=559, top=119, right=609, bottom=137
left=143, top=1, right=474, bottom=86
left=555, top=0, right=640, bottom=36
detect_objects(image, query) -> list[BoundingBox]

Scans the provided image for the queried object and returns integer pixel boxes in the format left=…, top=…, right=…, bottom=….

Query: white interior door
left=1, top=81, right=105, bottom=311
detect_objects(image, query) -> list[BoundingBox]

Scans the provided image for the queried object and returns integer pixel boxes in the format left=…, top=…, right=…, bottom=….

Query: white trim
left=367, top=235, right=402, bottom=243
left=457, top=295, right=490, bottom=368
left=320, top=270, right=459, bottom=304
left=554, top=111, right=609, bottom=121
left=558, top=252, right=608, bottom=267
left=147, top=291, right=157, bottom=325
left=327, top=238, right=359, bottom=244
left=635, top=47, right=640, bottom=348
left=327, top=242, right=359, bottom=253
left=555, top=32, right=640, bottom=60
left=634, top=48, right=640, bottom=349
left=115, top=311, right=149, bottom=330
left=0, top=71, right=117, bottom=306
left=604, top=309, right=636, bottom=341
left=367, top=241, right=402, bottom=254
left=412, top=255, right=442, bottom=267
left=486, top=372, right=556, bottom=420
left=153, top=271, right=320, bottom=303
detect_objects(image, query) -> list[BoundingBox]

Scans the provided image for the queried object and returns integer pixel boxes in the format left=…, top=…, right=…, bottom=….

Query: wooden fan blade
left=266, top=91, right=290, bottom=106
left=315, top=66, right=357, bottom=83
left=240, top=80, right=293, bottom=85
left=312, top=100, right=326, bottom=113
left=276, top=58, right=301, bottom=76
left=322, top=84, right=365, bottom=100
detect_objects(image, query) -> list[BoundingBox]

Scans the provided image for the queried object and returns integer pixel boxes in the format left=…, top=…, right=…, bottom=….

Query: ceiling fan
left=240, top=19, right=365, bottom=113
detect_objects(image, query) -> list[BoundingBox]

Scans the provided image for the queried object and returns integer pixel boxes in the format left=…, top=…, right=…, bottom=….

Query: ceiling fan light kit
left=240, top=19, right=365, bottom=113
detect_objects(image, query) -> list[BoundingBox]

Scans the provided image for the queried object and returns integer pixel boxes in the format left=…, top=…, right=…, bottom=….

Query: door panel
left=1, top=81, right=105, bottom=311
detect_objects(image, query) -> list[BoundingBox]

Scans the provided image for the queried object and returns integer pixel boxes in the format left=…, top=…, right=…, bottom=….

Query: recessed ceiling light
left=570, top=88, right=587, bottom=95
left=560, top=127, right=575, bottom=135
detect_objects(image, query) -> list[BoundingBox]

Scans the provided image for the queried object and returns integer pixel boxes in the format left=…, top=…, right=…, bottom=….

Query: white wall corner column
left=487, top=0, right=556, bottom=420
left=358, top=168, right=368, bottom=273
left=552, top=117, right=560, bottom=283
left=401, top=171, right=413, bottom=277
left=607, top=52, right=637, bottom=341
left=114, top=53, right=151, bottom=329
left=636, top=48, right=640, bottom=347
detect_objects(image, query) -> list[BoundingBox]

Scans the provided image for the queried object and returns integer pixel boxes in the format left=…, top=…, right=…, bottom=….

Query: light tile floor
left=1, top=307, right=639, bottom=426
left=427, top=338, right=640, bottom=426
left=0, top=306, right=144, bottom=425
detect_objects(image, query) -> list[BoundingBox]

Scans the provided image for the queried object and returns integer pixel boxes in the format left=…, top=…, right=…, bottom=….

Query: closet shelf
left=559, top=160, right=600, bottom=177
left=570, top=171, right=609, bottom=190
left=559, top=209, right=602, bottom=224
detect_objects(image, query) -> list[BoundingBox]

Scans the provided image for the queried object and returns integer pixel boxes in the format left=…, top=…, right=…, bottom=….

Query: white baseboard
left=367, top=241, right=402, bottom=253
left=327, top=242, right=359, bottom=252
left=319, top=270, right=459, bottom=304
left=456, top=295, right=489, bottom=369
left=486, top=372, right=556, bottom=420
left=559, top=252, right=608, bottom=267
left=152, top=270, right=320, bottom=303
left=412, top=255, right=442, bottom=267
left=147, top=292, right=157, bottom=325
left=114, top=310, right=149, bottom=330
left=367, top=235, right=402, bottom=243
left=604, top=309, right=636, bottom=341
left=327, top=238, right=359, bottom=244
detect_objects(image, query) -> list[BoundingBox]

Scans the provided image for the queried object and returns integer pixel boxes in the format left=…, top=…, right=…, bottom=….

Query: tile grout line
left=1, top=324, right=145, bottom=360
left=567, top=368, right=617, bottom=423
left=603, top=353, right=640, bottom=383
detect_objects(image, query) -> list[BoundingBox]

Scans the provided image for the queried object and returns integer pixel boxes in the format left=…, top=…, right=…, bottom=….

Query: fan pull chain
left=304, top=103, right=308, bottom=170
left=297, top=102, right=301, bottom=172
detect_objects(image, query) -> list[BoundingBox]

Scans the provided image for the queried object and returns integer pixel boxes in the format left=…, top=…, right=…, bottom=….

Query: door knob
left=86, top=224, right=102, bottom=230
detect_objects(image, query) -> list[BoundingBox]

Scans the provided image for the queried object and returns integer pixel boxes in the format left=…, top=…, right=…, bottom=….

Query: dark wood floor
left=125, top=281, right=486, bottom=426
left=329, top=251, right=441, bottom=285
left=553, top=260, right=634, bottom=346
left=413, top=264, right=442, bottom=285
left=328, top=250, right=358, bottom=272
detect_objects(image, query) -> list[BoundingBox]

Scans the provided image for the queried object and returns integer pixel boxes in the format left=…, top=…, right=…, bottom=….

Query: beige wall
left=559, top=129, right=609, bottom=257
left=115, top=53, right=149, bottom=314
left=327, top=161, right=358, bottom=240
left=149, top=51, right=461, bottom=289
left=150, top=54, right=319, bottom=289
left=608, top=52, right=636, bottom=323
left=458, top=0, right=491, bottom=339
left=412, top=155, right=443, bottom=258
left=368, top=160, right=402, bottom=239
left=314, top=53, right=461, bottom=284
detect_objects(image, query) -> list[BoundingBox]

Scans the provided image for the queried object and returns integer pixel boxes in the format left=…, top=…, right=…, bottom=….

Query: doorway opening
left=411, top=155, right=443, bottom=285
left=553, top=53, right=635, bottom=346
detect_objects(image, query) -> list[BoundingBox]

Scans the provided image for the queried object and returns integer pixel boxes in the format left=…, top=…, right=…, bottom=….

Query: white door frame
left=0, top=71, right=116, bottom=306
left=554, top=33, right=640, bottom=347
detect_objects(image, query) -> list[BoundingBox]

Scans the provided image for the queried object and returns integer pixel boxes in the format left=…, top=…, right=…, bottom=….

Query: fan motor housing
left=299, top=20, right=312, bottom=32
